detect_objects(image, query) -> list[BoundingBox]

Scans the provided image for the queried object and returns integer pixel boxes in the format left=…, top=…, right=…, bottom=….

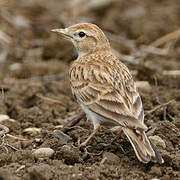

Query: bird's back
left=69, top=50, right=146, bottom=130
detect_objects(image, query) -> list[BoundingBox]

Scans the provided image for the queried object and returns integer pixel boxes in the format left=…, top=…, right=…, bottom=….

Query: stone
left=53, top=130, right=71, bottom=143
left=136, top=81, right=151, bottom=92
left=101, top=152, right=120, bottom=165
left=32, top=148, right=54, bottom=159
left=149, top=135, right=166, bottom=148
left=23, top=127, right=42, bottom=135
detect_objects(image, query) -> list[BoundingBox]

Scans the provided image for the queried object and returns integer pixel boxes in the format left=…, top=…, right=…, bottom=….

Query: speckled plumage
left=52, top=23, right=164, bottom=164
left=69, top=52, right=146, bottom=129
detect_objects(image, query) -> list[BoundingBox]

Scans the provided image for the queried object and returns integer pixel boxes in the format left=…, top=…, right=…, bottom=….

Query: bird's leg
left=111, top=129, right=123, bottom=144
left=110, top=129, right=125, bottom=153
left=62, top=112, right=85, bottom=133
left=80, top=124, right=100, bottom=147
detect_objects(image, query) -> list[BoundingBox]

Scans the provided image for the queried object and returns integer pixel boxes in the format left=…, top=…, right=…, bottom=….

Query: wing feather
left=70, top=58, right=146, bottom=130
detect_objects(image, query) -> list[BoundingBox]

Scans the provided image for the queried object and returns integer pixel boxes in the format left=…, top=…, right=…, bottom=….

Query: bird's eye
left=78, top=31, right=86, bottom=38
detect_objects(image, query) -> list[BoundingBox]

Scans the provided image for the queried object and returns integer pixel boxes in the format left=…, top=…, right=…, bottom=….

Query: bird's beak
left=51, top=28, right=72, bottom=39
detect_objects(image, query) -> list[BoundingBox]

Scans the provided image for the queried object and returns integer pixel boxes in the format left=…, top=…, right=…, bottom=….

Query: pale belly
left=80, top=104, right=120, bottom=129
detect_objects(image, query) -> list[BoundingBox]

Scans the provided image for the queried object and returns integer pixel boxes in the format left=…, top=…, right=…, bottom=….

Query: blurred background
left=0, top=0, right=179, bottom=72
left=0, top=0, right=179, bottom=179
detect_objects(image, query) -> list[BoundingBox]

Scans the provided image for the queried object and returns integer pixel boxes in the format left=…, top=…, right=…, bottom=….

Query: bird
left=51, top=23, right=164, bottom=164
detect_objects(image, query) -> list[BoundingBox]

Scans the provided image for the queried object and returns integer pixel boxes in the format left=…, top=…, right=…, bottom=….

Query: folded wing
left=70, top=60, right=147, bottom=131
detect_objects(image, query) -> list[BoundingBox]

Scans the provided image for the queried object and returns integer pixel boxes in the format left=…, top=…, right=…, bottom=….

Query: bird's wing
left=69, top=59, right=146, bottom=131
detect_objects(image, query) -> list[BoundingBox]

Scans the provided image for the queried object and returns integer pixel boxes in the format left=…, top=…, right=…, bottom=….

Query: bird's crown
left=52, top=23, right=110, bottom=57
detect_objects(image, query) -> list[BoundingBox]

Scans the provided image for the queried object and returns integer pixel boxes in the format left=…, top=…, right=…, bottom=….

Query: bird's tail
left=122, top=128, right=164, bottom=164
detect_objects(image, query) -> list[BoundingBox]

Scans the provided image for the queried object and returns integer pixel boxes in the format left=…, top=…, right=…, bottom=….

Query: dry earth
left=0, top=0, right=179, bottom=179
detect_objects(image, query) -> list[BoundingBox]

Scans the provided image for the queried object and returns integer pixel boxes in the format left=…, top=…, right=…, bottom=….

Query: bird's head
left=51, top=23, right=110, bottom=58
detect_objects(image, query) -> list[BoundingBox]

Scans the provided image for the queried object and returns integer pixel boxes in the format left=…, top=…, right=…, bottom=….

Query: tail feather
left=122, top=128, right=164, bottom=164
left=149, top=139, right=164, bottom=164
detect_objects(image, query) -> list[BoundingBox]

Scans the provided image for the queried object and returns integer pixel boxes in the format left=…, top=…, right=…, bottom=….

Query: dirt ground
left=0, top=0, right=180, bottom=179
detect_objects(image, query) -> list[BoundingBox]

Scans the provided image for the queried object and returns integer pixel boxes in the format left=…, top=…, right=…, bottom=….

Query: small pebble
left=35, top=138, right=41, bottom=143
left=53, top=130, right=71, bottom=143
left=32, top=148, right=54, bottom=159
left=23, top=127, right=42, bottom=135
left=8, top=63, right=22, bottom=71
left=102, top=152, right=120, bottom=165
left=149, top=135, right=166, bottom=148
left=136, top=81, right=151, bottom=92
left=0, top=114, right=9, bottom=122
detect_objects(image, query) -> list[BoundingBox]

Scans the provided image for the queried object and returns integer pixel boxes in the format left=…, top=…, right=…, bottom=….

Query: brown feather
left=123, top=128, right=164, bottom=163
left=53, top=23, right=164, bottom=163
left=70, top=55, right=146, bottom=130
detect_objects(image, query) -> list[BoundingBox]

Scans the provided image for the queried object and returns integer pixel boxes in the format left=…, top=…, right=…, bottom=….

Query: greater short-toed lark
left=51, top=23, right=164, bottom=164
